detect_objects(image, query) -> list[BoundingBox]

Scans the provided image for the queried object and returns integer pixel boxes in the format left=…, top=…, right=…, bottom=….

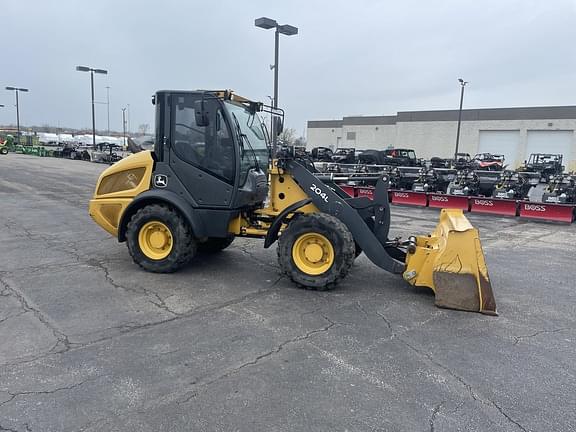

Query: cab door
left=169, top=93, right=236, bottom=208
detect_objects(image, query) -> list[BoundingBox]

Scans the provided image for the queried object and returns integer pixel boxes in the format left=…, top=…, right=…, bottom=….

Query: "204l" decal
left=310, top=183, right=329, bottom=203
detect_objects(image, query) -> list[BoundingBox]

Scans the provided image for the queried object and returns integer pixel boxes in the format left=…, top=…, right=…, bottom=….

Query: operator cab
left=153, top=90, right=282, bottom=209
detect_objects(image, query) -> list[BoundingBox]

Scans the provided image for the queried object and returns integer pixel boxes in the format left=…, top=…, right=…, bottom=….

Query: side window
left=173, top=95, right=206, bottom=166
left=204, top=110, right=235, bottom=182
left=172, top=96, right=235, bottom=183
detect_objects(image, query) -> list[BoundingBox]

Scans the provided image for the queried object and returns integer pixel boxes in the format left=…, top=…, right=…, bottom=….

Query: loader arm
left=284, top=160, right=405, bottom=274
left=281, top=159, right=497, bottom=315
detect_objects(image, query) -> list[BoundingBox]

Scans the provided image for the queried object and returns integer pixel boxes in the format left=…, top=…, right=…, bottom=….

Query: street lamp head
left=278, top=24, right=298, bottom=36
left=5, top=86, right=28, bottom=92
left=18, top=88, right=29, bottom=92
left=5, top=86, right=16, bottom=90
left=93, top=69, right=108, bottom=75
left=255, top=17, right=277, bottom=29
left=458, top=78, right=468, bottom=86
left=76, top=66, right=91, bottom=72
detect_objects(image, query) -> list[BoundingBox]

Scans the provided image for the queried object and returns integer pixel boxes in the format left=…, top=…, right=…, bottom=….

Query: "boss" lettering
left=524, top=204, right=546, bottom=212
left=474, top=199, right=494, bottom=206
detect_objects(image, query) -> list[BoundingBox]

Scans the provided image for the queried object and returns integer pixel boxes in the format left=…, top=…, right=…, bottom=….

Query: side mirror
left=273, top=116, right=284, bottom=136
left=194, top=100, right=210, bottom=127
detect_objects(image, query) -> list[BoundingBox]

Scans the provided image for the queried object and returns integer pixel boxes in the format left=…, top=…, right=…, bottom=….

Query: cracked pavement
left=1, top=153, right=575, bottom=431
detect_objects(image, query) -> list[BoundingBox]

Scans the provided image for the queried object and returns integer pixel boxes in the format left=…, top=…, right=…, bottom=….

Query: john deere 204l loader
left=88, top=90, right=497, bottom=315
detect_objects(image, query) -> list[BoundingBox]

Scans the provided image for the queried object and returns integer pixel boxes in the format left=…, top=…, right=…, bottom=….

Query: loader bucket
left=403, top=209, right=497, bottom=315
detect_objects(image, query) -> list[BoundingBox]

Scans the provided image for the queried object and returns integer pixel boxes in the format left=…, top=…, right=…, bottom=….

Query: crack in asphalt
left=513, top=327, right=572, bottom=345
left=371, top=306, right=529, bottom=432
left=0, top=378, right=96, bottom=410
left=3, top=214, right=279, bottom=322
left=429, top=401, right=445, bottom=432
left=84, top=258, right=182, bottom=316
left=177, top=313, right=338, bottom=405
left=73, top=311, right=340, bottom=431
left=355, top=300, right=369, bottom=318
left=0, top=286, right=275, bottom=370
left=236, top=244, right=279, bottom=270
left=397, top=335, right=528, bottom=432
left=0, top=274, right=74, bottom=357
left=148, top=292, right=180, bottom=316
left=0, top=311, right=27, bottom=326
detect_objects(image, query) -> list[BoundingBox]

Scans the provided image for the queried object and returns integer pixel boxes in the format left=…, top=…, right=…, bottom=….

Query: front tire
left=126, top=204, right=196, bottom=273
left=277, top=213, right=355, bottom=290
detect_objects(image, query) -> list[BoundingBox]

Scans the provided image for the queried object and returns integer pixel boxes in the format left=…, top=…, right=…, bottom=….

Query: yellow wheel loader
left=88, top=90, right=497, bottom=315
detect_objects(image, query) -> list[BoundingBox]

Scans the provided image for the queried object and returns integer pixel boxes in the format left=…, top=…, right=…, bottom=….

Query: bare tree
left=278, top=127, right=297, bottom=146
left=138, top=123, right=150, bottom=136
left=294, top=136, right=307, bottom=147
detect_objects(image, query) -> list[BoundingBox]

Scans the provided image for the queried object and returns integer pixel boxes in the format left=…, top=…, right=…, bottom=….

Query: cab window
left=172, top=95, right=235, bottom=183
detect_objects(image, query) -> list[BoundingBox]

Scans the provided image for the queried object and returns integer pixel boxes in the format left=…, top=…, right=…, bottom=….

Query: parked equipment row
left=340, top=186, right=575, bottom=223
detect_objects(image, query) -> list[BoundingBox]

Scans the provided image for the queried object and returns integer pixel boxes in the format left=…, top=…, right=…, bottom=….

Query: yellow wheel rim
left=292, top=233, right=334, bottom=275
left=138, top=221, right=173, bottom=260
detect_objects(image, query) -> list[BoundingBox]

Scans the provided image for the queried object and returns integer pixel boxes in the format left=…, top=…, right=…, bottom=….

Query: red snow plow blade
left=428, top=193, right=469, bottom=211
left=390, top=190, right=428, bottom=206
left=518, top=202, right=575, bottom=223
left=470, top=198, right=518, bottom=217
left=339, top=185, right=356, bottom=197
left=356, top=186, right=375, bottom=200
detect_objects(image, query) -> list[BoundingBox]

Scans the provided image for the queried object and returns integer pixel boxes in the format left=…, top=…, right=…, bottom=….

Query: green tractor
left=0, top=135, right=16, bottom=155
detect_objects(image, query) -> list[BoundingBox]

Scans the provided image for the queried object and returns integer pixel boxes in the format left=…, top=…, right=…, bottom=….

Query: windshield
left=225, top=101, right=269, bottom=168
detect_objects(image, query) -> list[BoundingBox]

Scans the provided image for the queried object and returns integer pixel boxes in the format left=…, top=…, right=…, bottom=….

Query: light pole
left=76, top=65, right=108, bottom=147
left=454, top=78, right=468, bottom=162
left=127, top=103, right=131, bottom=134
left=255, top=17, right=298, bottom=153
left=106, top=86, right=111, bottom=135
left=122, top=107, right=127, bottom=148
left=5, top=86, right=29, bottom=145
left=266, top=95, right=274, bottom=140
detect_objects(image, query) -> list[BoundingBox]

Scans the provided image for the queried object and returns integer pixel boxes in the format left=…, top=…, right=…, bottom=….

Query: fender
left=263, top=198, right=312, bottom=248
left=117, top=189, right=205, bottom=242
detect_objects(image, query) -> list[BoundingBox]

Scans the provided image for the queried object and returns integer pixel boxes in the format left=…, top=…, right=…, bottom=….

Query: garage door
left=525, top=130, right=573, bottom=163
left=478, top=130, right=521, bottom=168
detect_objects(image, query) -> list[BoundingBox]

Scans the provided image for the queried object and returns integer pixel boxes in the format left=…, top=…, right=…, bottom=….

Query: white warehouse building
left=307, top=106, right=576, bottom=171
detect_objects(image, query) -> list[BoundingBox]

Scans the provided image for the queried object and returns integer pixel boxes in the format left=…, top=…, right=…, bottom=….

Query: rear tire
left=198, top=236, right=234, bottom=253
left=277, top=213, right=355, bottom=290
left=0, top=147, right=8, bottom=155
left=126, top=204, right=196, bottom=273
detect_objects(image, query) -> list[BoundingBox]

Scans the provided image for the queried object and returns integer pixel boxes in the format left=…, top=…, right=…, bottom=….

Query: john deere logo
left=154, top=174, right=168, bottom=188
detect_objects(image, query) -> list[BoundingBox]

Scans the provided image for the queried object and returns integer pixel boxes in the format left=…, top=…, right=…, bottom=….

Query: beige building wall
left=395, top=119, right=576, bottom=168
left=308, top=116, right=576, bottom=170
left=340, top=124, right=397, bottom=149
left=306, top=127, right=342, bottom=149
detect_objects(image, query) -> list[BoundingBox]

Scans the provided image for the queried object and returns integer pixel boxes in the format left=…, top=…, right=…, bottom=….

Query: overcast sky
left=2, top=0, right=575, bottom=136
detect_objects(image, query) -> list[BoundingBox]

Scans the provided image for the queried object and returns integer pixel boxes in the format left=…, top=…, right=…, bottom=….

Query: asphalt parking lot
left=1, top=153, right=575, bottom=432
